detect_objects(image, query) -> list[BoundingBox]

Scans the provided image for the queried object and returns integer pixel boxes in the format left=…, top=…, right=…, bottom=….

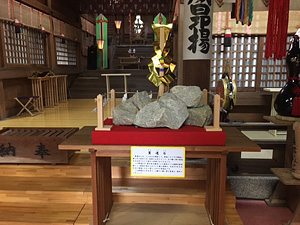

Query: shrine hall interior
left=0, top=0, right=300, bottom=225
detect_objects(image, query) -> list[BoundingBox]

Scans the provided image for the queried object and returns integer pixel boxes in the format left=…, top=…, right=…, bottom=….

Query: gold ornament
left=147, top=24, right=176, bottom=87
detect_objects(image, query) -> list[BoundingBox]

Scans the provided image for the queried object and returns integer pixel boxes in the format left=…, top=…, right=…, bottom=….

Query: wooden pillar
left=183, top=60, right=210, bottom=90
left=182, top=0, right=213, bottom=91
left=0, top=80, right=6, bottom=120
left=177, top=3, right=184, bottom=85
left=0, top=21, right=6, bottom=68
left=48, top=16, right=56, bottom=70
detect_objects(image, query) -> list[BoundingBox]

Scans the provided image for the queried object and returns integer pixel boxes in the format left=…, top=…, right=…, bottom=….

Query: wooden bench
left=268, top=168, right=300, bottom=225
left=118, top=56, right=141, bottom=69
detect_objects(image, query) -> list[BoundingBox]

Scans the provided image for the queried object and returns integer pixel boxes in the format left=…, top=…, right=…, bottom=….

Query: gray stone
left=185, top=105, right=213, bottom=127
left=170, top=85, right=204, bottom=108
left=227, top=176, right=279, bottom=199
left=134, top=93, right=189, bottom=129
left=131, top=91, right=151, bottom=110
left=113, top=101, right=137, bottom=125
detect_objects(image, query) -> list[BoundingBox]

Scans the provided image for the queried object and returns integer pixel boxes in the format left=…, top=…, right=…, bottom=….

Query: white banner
left=131, top=146, right=185, bottom=178
left=183, top=0, right=213, bottom=60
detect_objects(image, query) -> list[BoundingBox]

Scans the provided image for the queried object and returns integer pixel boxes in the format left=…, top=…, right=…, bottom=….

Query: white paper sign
left=131, top=146, right=185, bottom=178
left=183, top=0, right=213, bottom=60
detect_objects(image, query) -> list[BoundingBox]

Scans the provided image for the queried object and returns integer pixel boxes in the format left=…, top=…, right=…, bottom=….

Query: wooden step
left=0, top=202, right=86, bottom=225
left=0, top=190, right=91, bottom=204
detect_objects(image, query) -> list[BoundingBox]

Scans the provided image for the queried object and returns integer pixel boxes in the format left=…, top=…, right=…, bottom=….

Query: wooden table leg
left=266, top=181, right=287, bottom=206
left=286, top=202, right=300, bottom=225
left=206, top=152, right=228, bottom=225
left=90, top=150, right=113, bottom=225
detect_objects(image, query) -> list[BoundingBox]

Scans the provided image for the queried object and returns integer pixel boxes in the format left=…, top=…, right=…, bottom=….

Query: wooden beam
left=19, top=0, right=51, bottom=14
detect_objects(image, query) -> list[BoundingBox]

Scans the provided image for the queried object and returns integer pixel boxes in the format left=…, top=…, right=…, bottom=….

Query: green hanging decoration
left=96, top=14, right=108, bottom=69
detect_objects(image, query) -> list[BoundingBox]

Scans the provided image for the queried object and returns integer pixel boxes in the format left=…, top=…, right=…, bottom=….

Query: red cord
left=265, top=0, right=290, bottom=60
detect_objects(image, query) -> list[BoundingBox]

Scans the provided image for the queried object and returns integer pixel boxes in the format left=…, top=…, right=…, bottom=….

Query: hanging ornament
left=14, top=18, right=21, bottom=33
left=215, top=0, right=224, bottom=7
left=235, top=0, right=253, bottom=26
left=224, top=13, right=232, bottom=47
left=41, top=26, right=47, bottom=39
left=224, top=28, right=232, bottom=47
left=61, top=34, right=66, bottom=44
left=262, top=0, right=270, bottom=7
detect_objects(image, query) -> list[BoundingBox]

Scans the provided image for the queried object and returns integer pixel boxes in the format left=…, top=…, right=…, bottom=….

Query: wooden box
left=0, top=127, right=78, bottom=164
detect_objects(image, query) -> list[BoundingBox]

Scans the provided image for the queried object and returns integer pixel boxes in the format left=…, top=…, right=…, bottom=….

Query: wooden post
left=205, top=94, right=222, bottom=132
left=158, top=27, right=165, bottom=98
left=109, top=89, right=115, bottom=118
left=203, top=89, right=208, bottom=105
left=292, top=120, right=300, bottom=179
left=95, top=94, right=112, bottom=131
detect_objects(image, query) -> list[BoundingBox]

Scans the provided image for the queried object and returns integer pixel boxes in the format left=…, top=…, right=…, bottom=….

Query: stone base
left=227, top=175, right=278, bottom=199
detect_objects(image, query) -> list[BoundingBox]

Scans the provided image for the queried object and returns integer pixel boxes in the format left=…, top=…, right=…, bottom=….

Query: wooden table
left=101, top=73, right=131, bottom=99
left=264, top=116, right=300, bottom=222
left=118, top=56, right=141, bottom=69
left=270, top=168, right=300, bottom=225
left=59, top=126, right=260, bottom=225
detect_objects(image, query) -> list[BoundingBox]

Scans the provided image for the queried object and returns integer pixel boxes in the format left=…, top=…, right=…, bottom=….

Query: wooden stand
left=101, top=73, right=131, bottom=99
left=95, top=94, right=112, bottom=131
left=53, top=75, right=68, bottom=104
left=59, top=126, right=260, bottom=225
left=109, top=89, right=116, bottom=118
left=29, top=77, right=54, bottom=111
left=28, top=75, right=68, bottom=111
left=292, top=120, right=300, bottom=179
left=205, top=94, right=222, bottom=132
left=270, top=168, right=300, bottom=225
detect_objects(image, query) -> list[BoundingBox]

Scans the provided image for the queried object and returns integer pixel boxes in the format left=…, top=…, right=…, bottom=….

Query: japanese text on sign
left=131, top=146, right=185, bottom=178
left=183, top=0, right=212, bottom=60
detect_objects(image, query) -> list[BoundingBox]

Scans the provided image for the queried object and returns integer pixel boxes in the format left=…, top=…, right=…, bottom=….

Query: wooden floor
left=0, top=99, right=243, bottom=225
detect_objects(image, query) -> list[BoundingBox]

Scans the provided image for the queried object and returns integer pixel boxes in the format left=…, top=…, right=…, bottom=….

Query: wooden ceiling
left=79, top=0, right=174, bottom=15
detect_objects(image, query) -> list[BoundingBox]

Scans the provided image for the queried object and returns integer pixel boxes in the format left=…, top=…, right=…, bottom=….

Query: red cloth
left=92, top=119, right=226, bottom=146
left=265, top=0, right=290, bottom=60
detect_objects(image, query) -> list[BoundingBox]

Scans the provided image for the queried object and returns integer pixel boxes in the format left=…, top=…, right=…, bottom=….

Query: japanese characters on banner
left=183, top=0, right=213, bottom=60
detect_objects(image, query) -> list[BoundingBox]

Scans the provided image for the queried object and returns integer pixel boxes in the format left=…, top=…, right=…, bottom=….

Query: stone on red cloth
left=92, top=119, right=226, bottom=146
